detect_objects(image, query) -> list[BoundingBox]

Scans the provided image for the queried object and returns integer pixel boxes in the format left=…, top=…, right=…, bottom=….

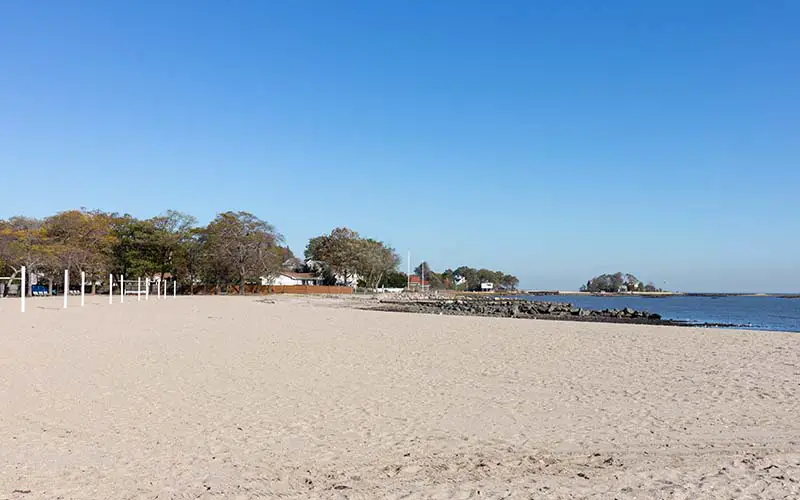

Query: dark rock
left=372, top=298, right=682, bottom=327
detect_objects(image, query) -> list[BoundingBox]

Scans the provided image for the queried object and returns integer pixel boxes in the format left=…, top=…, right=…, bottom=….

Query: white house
left=480, top=282, right=494, bottom=292
left=261, top=272, right=324, bottom=286
left=305, top=260, right=360, bottom=288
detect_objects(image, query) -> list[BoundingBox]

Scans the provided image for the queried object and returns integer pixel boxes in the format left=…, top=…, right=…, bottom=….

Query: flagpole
left=407, top=251, right=411, bottom=290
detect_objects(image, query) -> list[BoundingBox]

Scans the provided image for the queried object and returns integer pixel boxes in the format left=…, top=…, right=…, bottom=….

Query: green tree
left=500, top=273, right=519, bottom=290
left=173, top=227, right=207, bottom=294
left=413, top=261, right=431, bottom=278
left=110, top=215, right=162, bottom=278
left=440, top=268, right=456, bottom=289
left=644, top=282, right=661, bottom=292
left=414, top=262, right=446, bottom=289
left=379, top=270, right=408, bottom=288
left=454, top=266, right=479, bottom=290
left=582, top=273, right=660, bottom=293
left=149, top=210, right=198, bottom=282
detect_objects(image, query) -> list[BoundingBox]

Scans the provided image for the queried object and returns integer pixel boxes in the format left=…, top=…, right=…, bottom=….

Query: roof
left=409, top=275, right=429, bottom=285
left=280, top=272, right=322, bottom=280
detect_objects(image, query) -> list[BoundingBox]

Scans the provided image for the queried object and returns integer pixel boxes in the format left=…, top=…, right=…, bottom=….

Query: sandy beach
left=1, top=295, right=799, bottom=499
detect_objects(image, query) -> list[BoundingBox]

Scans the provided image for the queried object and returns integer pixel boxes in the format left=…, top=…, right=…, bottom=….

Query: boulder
left=383, top=298, right=662, bottom=325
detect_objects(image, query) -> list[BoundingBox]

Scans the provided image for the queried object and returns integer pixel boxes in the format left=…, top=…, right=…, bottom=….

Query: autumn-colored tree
left=0, top=216, right=52, bottom=296
left=305, top=228, right=399, bottom=288
left=357, top=238, right=400, bottom=289
left=204, top=211, right=283, bottom=294
left=2, top=208, right=298, bottom=296
left=43, top=210, right=116, bottom=293
left=305, top=227, right=363, bottom=286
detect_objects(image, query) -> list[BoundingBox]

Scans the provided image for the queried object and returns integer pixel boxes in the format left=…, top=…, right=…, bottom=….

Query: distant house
left=408, top=275, right=429, bottom=290
left=305, top=260, right=360, bottom=288
left=261, top=272, right=324, bottom=286
left=479, top=282, right=494, bottom=292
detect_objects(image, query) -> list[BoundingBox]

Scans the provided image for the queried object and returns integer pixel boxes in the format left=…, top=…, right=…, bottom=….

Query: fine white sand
left=1, top=295, right=799, bottom=499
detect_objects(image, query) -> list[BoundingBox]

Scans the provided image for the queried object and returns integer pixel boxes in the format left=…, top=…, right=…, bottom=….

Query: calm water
left=515, top=295, right=800, bottom=332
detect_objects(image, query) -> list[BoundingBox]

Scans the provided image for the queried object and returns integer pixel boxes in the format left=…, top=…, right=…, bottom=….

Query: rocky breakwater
left=371, top=297, right=680, bottom=326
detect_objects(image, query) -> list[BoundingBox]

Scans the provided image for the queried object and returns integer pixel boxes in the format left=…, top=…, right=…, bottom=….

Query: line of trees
left=0, top=209, right=288, bottom=296
left=580, top=272, right=662, bottom=293
left=302, top=228, right=515, bottom=292
left=413, top=262, right=519, bottom=291
left=1, top=210, right=520, bottom=296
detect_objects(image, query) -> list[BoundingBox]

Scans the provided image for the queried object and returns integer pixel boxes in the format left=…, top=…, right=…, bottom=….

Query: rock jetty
left=371, top=297, right=677, bottom=325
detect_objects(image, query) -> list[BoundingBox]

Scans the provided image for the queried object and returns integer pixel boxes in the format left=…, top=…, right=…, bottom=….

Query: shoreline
left=367, top=297, right=744, bottom=329
left=518, top=290, right=800, bottom=298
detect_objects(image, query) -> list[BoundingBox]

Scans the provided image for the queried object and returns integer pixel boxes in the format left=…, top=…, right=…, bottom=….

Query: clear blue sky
left=2, top=1, right=798, bottom=292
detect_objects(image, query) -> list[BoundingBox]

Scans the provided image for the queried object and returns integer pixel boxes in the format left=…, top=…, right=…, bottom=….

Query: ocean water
left=514, top=295, right=800, bottom=333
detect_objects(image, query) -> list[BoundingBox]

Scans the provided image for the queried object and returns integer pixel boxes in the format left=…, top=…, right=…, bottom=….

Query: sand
left=1, top=295, right=799, bottom=499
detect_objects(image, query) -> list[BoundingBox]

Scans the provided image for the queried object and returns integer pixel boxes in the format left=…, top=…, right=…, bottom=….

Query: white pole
left=120, top=274, right=124, bottom=303
left=407, top=251, right=411, bottom=290
left=63, top=269, right=69, bottom=309
left=145, top=278, right=149, bottom=300
left=81, top=271, right=85, bottom=307
left=156, top=279, right=160, bottom=299
left=173, top=280, right=176, bottom=298
left=20, top=266, right=26, bottom=313
left=163, top=279, right=167, bottom=298
left=109, top=274, right=113, bottom=304
left=137, top=277, right=141, bottom=302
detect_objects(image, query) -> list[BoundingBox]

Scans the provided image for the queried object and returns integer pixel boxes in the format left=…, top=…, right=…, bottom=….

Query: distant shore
left=370, top=297, right=742, bottom=329
left=517, top=290, right=800, bottom=298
